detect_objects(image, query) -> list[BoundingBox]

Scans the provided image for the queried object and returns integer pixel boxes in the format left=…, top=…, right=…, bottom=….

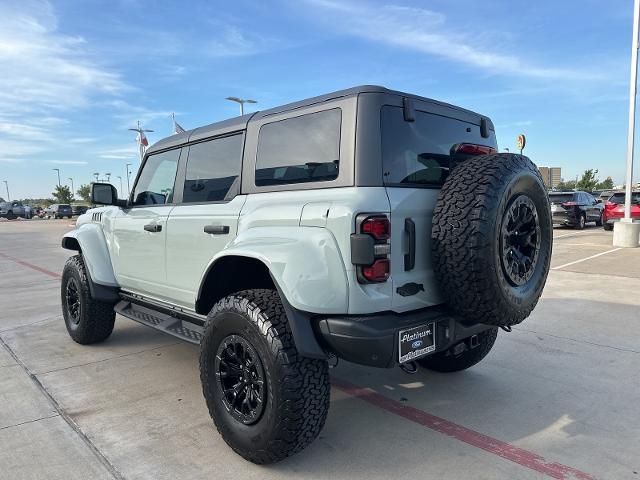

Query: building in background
left=538, top=166, right=562, bottom=189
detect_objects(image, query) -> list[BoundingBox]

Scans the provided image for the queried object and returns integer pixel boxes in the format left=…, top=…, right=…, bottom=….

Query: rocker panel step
left=115, top=300, right=203, bottom=344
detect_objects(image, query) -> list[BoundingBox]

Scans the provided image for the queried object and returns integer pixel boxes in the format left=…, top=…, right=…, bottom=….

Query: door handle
left=404, top=218, right=415, bottom=271
left=144, top=224, right=162, bottom=233
left=204, top=225, right=230, bottom=235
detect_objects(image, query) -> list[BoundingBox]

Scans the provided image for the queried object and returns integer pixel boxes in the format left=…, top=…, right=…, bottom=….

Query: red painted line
left=332, top=378, right=596, bottom=480
left=0, top=252, right=61, bottom=279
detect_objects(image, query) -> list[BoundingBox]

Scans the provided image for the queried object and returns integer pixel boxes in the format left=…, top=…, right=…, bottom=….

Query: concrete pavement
left=0, top=220, right=638, bottom=479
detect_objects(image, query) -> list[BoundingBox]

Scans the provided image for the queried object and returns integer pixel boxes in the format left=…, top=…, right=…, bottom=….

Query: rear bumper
left=315, top=305, right=493, bottom=368
left=552, top=211, right=578, bottom=225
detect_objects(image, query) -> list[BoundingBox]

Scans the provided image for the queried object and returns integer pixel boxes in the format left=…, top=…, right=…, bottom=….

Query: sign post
left=516, top=134, right=526, bottom=154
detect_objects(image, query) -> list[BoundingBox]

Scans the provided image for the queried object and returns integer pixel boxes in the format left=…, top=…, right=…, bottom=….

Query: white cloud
left=304, top=0, right=602, bottom=81
left=46, top=160, right=88, bottom=165
left=98, top=146, right=139, bottom=160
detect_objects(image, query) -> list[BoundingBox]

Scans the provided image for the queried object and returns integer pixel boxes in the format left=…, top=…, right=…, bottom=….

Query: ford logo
left=411, top=340, right=423, bottom=349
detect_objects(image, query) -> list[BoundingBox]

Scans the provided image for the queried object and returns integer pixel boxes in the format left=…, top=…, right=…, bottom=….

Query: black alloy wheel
left=215, top=334, right=266, bottom=425
left=500, top=195, right=541, bottom=286
left=65, top=277, right=82, bottom=325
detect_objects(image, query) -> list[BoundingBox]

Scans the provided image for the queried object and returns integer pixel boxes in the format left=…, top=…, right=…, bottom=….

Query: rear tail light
left=562, top=201, right=577, bottom=207
left=361, top=216, right=390, bottom=240
left=453, top=143, right=498, bottom=156
left=362, top=259, right=390, bottom=282
left=351, top=214, right=391, bottom=283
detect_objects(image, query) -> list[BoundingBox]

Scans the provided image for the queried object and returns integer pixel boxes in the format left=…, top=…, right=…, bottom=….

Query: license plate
left=398, top=323, right=436, bottom=363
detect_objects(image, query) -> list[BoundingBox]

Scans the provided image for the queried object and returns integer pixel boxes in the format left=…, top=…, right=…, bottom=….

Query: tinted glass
left=381, top=106, right=498, bottom=187
left=132, top=149, right=180, bottom=205
left=549, top=193, right=574, bottom=203
left=609, top=192, right=640, bottom=204
left=255, top=109, right=341, bottom=186
left=182, top=134, right=243, bottom=203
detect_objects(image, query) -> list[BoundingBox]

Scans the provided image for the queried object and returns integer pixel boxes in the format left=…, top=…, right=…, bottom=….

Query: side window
left=132, top=149, right=180, bottom=205
left=255, top=108, right=341, bottom=186
left=182, top=134, right=243, bottom=203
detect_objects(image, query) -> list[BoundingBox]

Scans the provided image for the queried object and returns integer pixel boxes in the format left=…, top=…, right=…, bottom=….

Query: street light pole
left=68, top=178, right=75, bottom=199
left=53, top=168, right=61, bottom=187
left=93, top=172, right=99, bottom=182
left=2, top=180, right=9, bottom=201
left=117, top=176, right=123, bottom=197
left=125, top=163, right=132, bottom=196
left=225, top=97, right=257, bottom=116
left=624, top=0, right=640, bottom=222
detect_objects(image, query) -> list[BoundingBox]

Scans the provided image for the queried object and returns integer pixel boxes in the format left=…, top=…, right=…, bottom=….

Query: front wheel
left=61, top=255, right=116, bottom=344
left=417, top=328, right=498, bottom=372
left=199, top=289, right=330, bottom=464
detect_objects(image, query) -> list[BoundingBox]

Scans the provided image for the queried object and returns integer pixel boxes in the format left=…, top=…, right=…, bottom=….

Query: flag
left=172, top=113, right=186, bottom=134
left=137, top=130, right=149, bottom=147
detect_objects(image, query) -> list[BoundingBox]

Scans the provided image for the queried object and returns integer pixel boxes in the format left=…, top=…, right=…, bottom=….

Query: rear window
left=255, top=109, right=341, bottom=186
left=381, top=106, right=497, bottom=187
left=609, top=192, right=640, bottom=204
left=59, top=204, right=71, bottom=208
left=549, top=194, right=574, bottom=203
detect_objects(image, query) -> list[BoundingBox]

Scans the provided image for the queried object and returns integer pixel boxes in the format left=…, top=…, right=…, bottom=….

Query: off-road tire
left=595, top=213, right=603, bottom=227
left=61, top=255, right=116, bottom=344
left=432, top=153, right=552, bottom=327
left=603, top=222, right=613, bottom=231
left=200, top=289, right=330, bottom=464
left=575, top=213, right=586, bottom=230
left=417, top=328, right=498, bottom=372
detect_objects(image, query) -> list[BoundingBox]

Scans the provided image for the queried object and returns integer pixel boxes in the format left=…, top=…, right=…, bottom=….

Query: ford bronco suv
left=60, top=86, right=552, bottom=464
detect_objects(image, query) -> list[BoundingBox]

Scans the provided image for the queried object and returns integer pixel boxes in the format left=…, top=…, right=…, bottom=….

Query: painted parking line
left=0, top=252, right=61, bottom=279
left=332, top=379, right=596, bottom=480
left=1, top=251, right=598, bottom=480
left=552, top=248, right=622, bottom=270
left=554, top=230, right=602, bottom=239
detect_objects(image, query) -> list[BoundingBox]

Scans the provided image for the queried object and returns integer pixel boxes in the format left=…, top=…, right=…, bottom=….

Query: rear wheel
left=603, top=222, right=613, bottom=231
left=595, top=213, right=603, bottom=226
left=417, top=328, right=498, bottom=372
left=575, top=213, right=586, bottom=230
left=200, top=289, right=330, bottom=464
left=61, top=255, right=116, bottom=344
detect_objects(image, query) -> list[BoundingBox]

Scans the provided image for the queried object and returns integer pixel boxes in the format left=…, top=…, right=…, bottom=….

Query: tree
left=77, top=184, right=91, bottom=203
left=596, top=176, right=614, bottom=190
left=576, top=169, right=599, bottom=192
left=52, top=185, right=73, bottom=204
left=556, top=179, right=577, bottom=191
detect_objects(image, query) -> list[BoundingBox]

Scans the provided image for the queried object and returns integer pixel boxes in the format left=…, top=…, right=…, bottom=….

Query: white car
left=60, top=85, right=552, bottom=464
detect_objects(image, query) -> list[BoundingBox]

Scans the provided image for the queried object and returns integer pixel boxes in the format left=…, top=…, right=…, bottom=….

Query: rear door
left=381, top=104, right=498, bottom=312
left=165, top=133, right=245, bottom=309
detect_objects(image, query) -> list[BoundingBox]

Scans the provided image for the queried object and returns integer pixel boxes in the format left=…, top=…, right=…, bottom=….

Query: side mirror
left=91, top=183, right=118, bottom=206
left=596, top=199, right=603, bottom=204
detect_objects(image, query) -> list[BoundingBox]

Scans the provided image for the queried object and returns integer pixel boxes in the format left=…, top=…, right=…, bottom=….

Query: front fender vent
left=92, top=212, right=103, bottom=222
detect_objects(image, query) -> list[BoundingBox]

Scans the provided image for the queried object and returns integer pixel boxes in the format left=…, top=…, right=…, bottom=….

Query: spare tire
left=431, top=153, right=552, bottom=327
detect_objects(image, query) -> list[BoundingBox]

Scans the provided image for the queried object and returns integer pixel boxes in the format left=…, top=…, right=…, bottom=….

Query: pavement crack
left=35, top=342, right=181, bottom=376
left=0, top=315, right=61, bottom=333
left=513, top=327, right=640, bottom=354
left=0, top=336, right=126, bottom=480
left=0, top=414, right=60, bottom=431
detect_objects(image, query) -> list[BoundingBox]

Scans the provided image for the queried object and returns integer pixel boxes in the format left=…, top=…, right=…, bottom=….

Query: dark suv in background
left=45, top=204, right=73, bottom=219
left=549, top=191, right=603, bottom=229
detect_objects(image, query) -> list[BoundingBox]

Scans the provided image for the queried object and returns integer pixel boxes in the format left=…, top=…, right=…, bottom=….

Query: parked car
left=0, top=201, right=26, bottom=219
left=45, top=204, right=73, bottom=219
left=597, top=190, right=616, bottom=204
left=602, top=191, right=640, bottom=230
left=72, top=205, right=89, bottom=216
left=549, top=191, right=603, bottom=229
left=59, top=85, right=553, bottom=464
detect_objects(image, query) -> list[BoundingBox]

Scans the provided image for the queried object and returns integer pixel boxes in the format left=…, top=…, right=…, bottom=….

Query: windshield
left=381, top=106, right=497, bottom=187
left=549, top=193, right=574, bottom=203
left=608, top=192, right=640, bottom=204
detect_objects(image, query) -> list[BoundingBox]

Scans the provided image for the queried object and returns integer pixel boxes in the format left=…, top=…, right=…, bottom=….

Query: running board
left=115, top=300, right=203, bottom=344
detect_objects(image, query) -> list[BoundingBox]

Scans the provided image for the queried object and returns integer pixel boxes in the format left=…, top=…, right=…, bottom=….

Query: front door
left=112, top=147, right=181, bottom=301
left=165, top=133, right=246, bottom=309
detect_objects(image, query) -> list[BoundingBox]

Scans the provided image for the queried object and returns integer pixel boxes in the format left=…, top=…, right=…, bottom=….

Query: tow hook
left=399, top=361, right=419, bottom=374
left=500, top=325, right=513, bottom=332
left=469, top=334, right=479, bottom=349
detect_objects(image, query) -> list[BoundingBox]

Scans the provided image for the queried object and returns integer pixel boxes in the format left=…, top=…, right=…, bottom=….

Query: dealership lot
left=1, top=220, right=638, bottom=480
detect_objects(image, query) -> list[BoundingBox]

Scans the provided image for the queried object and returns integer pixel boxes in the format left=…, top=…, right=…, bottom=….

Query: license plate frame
left=398, top=323, right=436, bottom=363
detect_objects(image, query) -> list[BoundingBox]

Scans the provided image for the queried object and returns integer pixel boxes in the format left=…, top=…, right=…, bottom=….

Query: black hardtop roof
left=146, top=85, right=490, bottom=154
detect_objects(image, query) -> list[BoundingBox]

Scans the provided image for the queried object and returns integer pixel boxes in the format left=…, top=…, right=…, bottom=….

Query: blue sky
left=0, top=0, right=635, bottom=199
